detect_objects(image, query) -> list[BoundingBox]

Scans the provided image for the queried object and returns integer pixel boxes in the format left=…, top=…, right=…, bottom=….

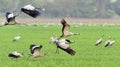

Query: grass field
left=0, top=23, right=120, bottom=67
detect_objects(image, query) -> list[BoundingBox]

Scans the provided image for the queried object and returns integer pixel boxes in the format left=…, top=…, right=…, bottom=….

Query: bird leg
left=56, top=46, right=59, bottom=54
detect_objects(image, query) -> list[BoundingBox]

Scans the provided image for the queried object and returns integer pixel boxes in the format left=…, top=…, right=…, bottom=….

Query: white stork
left=60, top=18, right=80, bottom=38
left=95, top=34, right=104, bottom=46
left=13, top=33, right=21, bottom=42
left=21, top=4, right=45, bottom=18
left=49, top=37, right=75, bottom=55
left=8, top=51, right=23, bottom=59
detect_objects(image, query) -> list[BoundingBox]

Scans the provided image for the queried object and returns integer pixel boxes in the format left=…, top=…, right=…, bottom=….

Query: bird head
left=49, top=37, right=58, bottom=43
left=61, top=18, right=66, bottom=25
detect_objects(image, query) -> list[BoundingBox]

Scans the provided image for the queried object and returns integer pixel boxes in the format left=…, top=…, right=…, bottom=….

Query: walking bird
left=60, top=18, right=80, bottom=38
left=21, top=4, right=45, bottom=18
left=49, top=37, right=75, bottom=55
left=95, top=34, right=104, bottom=46
left=8, top=51, right=23, bottom=59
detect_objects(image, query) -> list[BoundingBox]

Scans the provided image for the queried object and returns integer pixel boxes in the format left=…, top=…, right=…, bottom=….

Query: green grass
left=0, top=24, right=120, bottom=67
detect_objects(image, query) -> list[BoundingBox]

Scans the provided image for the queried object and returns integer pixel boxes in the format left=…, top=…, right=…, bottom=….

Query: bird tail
left=13, top=39, right=16, bottom=42
left=59, top=47, right=76, bottom=55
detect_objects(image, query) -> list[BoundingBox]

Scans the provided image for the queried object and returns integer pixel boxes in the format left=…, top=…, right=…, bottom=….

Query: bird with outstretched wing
left=60, top=18, right=79, bottom=38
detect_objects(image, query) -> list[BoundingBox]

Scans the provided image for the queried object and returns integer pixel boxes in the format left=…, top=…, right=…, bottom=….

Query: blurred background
left=0, top=0, right=120, bottom=23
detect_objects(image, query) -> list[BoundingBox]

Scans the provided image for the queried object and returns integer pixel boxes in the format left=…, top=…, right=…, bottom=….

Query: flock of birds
left=1, top=4, right=80, bottom=59
left=1, top=4, right=116, bottom=60
left=8, top=18, right=80, bottom=59
left=95, top=34, right=115, bottom=47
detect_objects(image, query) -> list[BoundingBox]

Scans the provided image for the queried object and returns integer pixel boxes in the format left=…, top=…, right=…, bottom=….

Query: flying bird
left=29, top=44, right=43, bottom=58
left=21, top=4, right=45, bottom=18
left=13, top=33, right=21, bottom=42
left=95, top=34, right=104, bottom=46
left=8, top=51, right=23, bottom=59
left=4, top=12, right=21, bottom=26
left=49, top=37, right=75, bottom=55
left=60, top=18, right=80, bottom=38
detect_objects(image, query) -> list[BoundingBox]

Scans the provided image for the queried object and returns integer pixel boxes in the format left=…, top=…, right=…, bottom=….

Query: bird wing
left=95, top=38, right=102, bottom=45
left=62, top=23, right=71, bottom=36
left=109, top=40, right=115, bottom=46
left=105, top=40, right=110, bottom=47
left=59, top=42, right=69, bottom=49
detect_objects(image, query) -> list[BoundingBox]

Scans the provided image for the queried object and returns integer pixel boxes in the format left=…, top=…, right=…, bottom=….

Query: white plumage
left=109, top=40, right=115, bottom=46
left=58, top=40, right=70, bottom=49
left=95, top=34, right=104, bottom=46
left=8, top=13, right=14, bottom=18
left=8, top=51, right=23, bottom=58
left=95, top=38, right=102, bottom=45
left=21, top=4, right=44, bottom=18
left=49, top=37, right=75, bottom=55
left=23, top=4, right=35, bottom=10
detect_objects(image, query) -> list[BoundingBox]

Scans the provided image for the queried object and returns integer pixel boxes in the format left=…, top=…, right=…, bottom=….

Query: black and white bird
left=60, top=18, right=80, bottom=38
left=105, top=36, right=115, bottom=47
left=29, top=44, right=43, bottom=58
left=21, top=4, right=45, bottom=18
left=49, top=37, right=75, bottom=55
left=13, top=33, right=21, bottom=42
left=4, top=12, right=20, bottom=26
left=95, top=34, right=104, bottom=46
left=8, top=51, right=23, bottom=59
left=105, top=36, right=111, bottom=47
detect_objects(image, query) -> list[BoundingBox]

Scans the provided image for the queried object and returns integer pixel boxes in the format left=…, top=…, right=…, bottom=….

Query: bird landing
left=60, top=18, right=80, bottom=38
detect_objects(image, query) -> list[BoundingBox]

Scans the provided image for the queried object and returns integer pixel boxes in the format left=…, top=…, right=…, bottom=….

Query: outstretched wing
left=5, top=12, right=21, bottom=25
left=21, top=4, right=42, bottom=18
left=61, top=19, right=71, bottom=37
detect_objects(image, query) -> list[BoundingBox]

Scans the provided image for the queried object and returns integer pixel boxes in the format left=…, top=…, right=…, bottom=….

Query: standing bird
left=105, top=36, right=111, bottom=47
left=13, top=33, right=21, bottom=42
left=8, top=51, right=23, bottom=59
left=4, top=12, right=21, bottom=26
left=95, top=34, right=104, bottom=46
left=60, top=18, right=80, bottom=38
left=49, top=37, right=75, bottom=55
left=29, top=44, right=43, bottom=58
left=21, top=4, right=45, bottom=18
